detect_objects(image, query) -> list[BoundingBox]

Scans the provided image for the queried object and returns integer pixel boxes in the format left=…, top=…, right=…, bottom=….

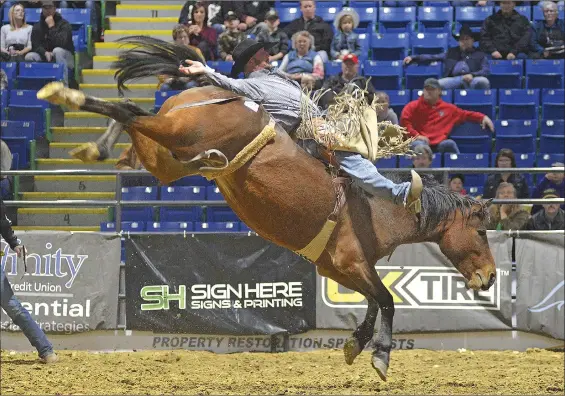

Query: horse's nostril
left=488, top=272, right=496, bottom=288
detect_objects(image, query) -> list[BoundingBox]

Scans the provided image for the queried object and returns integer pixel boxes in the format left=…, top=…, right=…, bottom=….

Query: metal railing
left=2, top=167, right=564, bottom=233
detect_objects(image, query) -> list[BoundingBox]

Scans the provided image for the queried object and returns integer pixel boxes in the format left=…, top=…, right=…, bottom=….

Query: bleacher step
left=49, top=142, right=130, bottom=158
left=64, top=112, right=109, bottom=127
left=116, top=4, right=182, bottom=18
left=36, top=158, right=119, bottom=170
left=34, top=175, right=118, bottom=192
left=21, top=191, right=115, bottom=200
left=103, top=30, right=172, bottom=42
left=109, top=17, right=178, bottom=31
left=13, top=226, right=100, bottom=232
left=80, top=83, right=157, bottom=98
left=17, top=208, right=110, bottom=227
left=82, top=68, right=156, bottom=84
left=51, top=126, right=130, bottom=142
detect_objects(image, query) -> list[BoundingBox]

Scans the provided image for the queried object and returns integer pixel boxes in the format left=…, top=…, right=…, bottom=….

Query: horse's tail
left=112, top=36, right=205, bottom=94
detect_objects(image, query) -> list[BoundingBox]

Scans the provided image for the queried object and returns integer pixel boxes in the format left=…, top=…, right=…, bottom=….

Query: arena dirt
left=1, top=348, right=563, bottom=395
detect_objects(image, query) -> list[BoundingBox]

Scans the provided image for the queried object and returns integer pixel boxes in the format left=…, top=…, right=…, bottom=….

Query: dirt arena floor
left=1, top=348, right=563, bottom=395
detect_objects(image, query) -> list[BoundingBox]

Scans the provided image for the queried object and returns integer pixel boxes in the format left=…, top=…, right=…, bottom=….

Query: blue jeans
left=1, top=267, right=53, bottom=358
left=301, top=140, right=410, bottom=204
left=412, top=138, right=460, bottom=154
left=439, top=75, right=490, bottom=90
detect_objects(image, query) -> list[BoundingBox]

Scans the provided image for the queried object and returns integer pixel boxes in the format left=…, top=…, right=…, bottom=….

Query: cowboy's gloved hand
left=13, top=245, right=26, bottom=258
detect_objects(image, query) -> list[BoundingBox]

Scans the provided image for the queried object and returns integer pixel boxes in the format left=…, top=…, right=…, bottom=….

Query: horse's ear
left=484, top=198, right=494, bottom=208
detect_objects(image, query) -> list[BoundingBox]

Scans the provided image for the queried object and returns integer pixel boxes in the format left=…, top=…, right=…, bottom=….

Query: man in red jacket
left=400, top=78, right=495, bottom=154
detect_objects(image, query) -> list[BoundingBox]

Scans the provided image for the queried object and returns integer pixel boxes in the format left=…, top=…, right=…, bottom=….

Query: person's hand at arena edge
left=179, top=60, right=206, bottom=76
left=481, top=116, right=495, bottom=132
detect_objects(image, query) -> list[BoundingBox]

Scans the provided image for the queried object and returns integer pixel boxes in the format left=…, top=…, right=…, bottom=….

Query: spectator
left=330, top=7, right=361, bottom=61
left=279, top=30, right=324, bottom=90
left=531, top=1, right=565, bottom=59
left=256, top=10, right=288, bottom=63
left=179, top=1, right=211, bottom=25
left=403, top=25, right=490, bottom=90
left=487, top=182, right=530, bottom=230
left=1, top=198, right=59, bottom=364
left=0, top=68, right=7, bottom=89
left=318, top=53, right=374, bottom=109
left=1, top=3, right=32, bottom=62
left=531, top=162, right=565, bottom=214
left=525, top=188, right=565, bottom=230
left=283, top=0, right=333, bottom=63
left=483, top=148, right=530, bottom=199
left=24, top=1, right=74, bottom=86
left=480, top=0, right=532, bottom=60
left=400, top=78, right=495, bottom=154
left=409, top=144, right=443, bottom=184
left=218, top=11, right=246, bottom=61
left=448, top=173, right=467, bottom=195
left=375, top=91, right=398, bottom=125
left=210, top=1, right=271, bottom=36
left=1, top=139, right=12, bottom=200
left=186, top=2, right=217, bottom=61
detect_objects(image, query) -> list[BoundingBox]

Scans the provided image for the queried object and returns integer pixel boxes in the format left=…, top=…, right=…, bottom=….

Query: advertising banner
left=316, top=233, right=513, bottom=332
left=125, top=235, right=316, bottom=335
left=1, top=232, right=121, bottom=333
left=515, top=234, right=564, bottom=340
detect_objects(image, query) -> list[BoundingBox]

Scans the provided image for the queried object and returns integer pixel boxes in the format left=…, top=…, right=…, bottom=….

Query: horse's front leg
left=371, top=283, right=395, bottom=381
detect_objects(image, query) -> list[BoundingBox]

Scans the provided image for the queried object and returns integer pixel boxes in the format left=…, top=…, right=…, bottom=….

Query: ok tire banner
left=125, top=235, right=316, bottom=335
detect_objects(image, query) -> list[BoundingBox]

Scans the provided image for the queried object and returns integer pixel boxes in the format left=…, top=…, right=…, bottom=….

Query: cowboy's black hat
left=453, top=25, right=480, bottom=42
left=230, top=39, right=277, bottom=78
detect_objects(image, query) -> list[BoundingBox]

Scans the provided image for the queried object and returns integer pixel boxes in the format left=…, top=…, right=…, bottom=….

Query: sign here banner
left=316, top=233, right=513, bottom=332
left=515, top=234, right=564, bottom=341
left=1, top=232, right=121, bottom=333
left=125, top=235, right=316, bottom=335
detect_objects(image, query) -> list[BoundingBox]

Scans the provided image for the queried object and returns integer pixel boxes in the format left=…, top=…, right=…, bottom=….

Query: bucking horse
left=36, top=36, right=496, bottom=381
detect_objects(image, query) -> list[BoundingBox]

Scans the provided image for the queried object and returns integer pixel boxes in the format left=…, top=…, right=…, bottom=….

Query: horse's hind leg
left=70, top=119, right=125, bottom=161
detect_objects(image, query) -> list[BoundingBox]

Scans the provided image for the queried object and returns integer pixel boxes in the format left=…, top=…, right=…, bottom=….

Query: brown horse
left=37, top=37, right=496, bottom=381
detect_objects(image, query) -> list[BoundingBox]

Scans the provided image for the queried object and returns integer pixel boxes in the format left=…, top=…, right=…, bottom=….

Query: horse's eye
left=477, top=229, right=487, bottom=236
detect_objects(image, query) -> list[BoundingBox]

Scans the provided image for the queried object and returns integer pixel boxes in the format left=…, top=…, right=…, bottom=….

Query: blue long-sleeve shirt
left=531, top=176, right=565, bottom=214
left=531, top=19, right=565, bottom=54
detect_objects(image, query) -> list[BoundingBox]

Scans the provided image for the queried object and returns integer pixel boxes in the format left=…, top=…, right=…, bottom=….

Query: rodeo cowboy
left=179, top=39, right=424, bottom=215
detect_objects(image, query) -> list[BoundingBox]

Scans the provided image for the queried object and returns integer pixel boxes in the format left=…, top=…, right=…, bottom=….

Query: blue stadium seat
left=9, top=90, right=50, bottom=139
left=467, top=185, right=484, bottom=197
left=0, top=120, right=35, bottom=142
left=399, top=153, right=441, bottom=168
left=324, top=61, right=342, bottom=76
left=171, top=175, right=213, bottom=186
left=533, top=3, right=565, bottom=21
left=240, top=222, right=253, bottom=232
left=316, top=2, right=342, bottom=22
left=411, top=88, right=453, bottom=103
left=120, top=186, right=158, bottom=221
left=405, top=62, right=442, bottom=89
left=455, top=6, right=494, bottom=32
left=384, top=89, right=410, bottom=116
left=207, top=61, right=233, bottom=76
left=498, top=89, right=540, bottom=120
left=1, top=90, right=8, bottom=110
left=383, top=1, right=417, bottom=5
left=495, top=119, right=537, bottom=137
left=2, top=137, right=28, bottom=168
left=146, top=221, right=194, bottom=232
left=374, top=156, right=398, bottom=168
left=363, top=60, right=402, bottom=90
left=59, top=8, right=91, bottom=51
left=494, top=5, right=532, bottom=19
left=1, top=62, right=17, bottom=90
left=540, top=135, right=565, bottom=154
left=526, top=59, right=564, bottom=89
left=417, top=6, right=453, bottom=33
left=10, top=152, right=19, bottom=170
left=356, top=32, right=370, bottom=61
left=2, top=7, right=41, bottom=23
left=491, top=151, right=536, bottom=184
left=411, top=32, right=449, bottom=55
left=370, top=33, right=409, bottom=60
left=100, top=221, right=146, bottom=232
left=194, top=222, right=240, bottom=232
left=453, top=89, right=496, bottom=120
left=154, top=90, right=181, bottom=113
left=444, top=153, right=489, bottom=186
left=537, top=153, right=565, bottom=167
left=159, top=186, right=204, bottom=222
left=17, top=62, right=65, bottom=90
left=205, top=185, right=239, bottom=222
left=542, top=89, right=565, bottom=120
left=540, top=119, right=565, bottom=136
left=450, top=122, right=492, bottom=153
left=378, top=6, right=416, bottom=33
left=276, top=4, right=300, bottom=25
left=494, top=135, right=535, bottom=154
left=488, top=60, right=523, bottom=89
left=351, top=4, right=377, bottom=27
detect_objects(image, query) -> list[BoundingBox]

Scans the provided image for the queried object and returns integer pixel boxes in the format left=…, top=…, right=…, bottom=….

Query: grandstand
left=1, top=0, right=564, bottom=232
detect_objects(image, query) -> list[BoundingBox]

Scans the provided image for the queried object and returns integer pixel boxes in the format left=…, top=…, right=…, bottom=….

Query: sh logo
left=528, top=280, right=564, bottom=313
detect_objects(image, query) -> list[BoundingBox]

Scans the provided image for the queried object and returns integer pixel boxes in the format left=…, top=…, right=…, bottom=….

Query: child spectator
left=330, top=8, right=361, bottom=61
left=218, top=11, right=246, bottom=61
left=449, top=174, right=467, bottom=195
left=256, top=10, right=288, bottom=63
left=375, top=92, right=398, bottom=125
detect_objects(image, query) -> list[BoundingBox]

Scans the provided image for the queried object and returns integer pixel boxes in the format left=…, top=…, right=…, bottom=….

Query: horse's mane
left=385, top=172, right=489, bottom=234
left=111, top=36, right=205, bottom=95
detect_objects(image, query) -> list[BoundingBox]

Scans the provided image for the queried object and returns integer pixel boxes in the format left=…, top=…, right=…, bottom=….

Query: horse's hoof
left=37, top=82, right=85, bottom=110
left=371, top=355, right=388, bottom=382
left=69, top=142, right=100, bottom=162
left=343, top=337, right=362, bottom=365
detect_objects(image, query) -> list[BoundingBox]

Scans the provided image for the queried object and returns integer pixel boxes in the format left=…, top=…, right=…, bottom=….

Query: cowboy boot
left=406, top=170, right=423, bottom=215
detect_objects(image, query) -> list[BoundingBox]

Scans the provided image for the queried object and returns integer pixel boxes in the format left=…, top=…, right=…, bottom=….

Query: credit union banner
left=1, top=232, right=121, bottom=333
left=316, top=233, right=513, bottom=332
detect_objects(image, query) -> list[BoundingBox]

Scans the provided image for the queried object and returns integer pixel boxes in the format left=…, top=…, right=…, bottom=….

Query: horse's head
left=436, top=199, right=496, bottom=291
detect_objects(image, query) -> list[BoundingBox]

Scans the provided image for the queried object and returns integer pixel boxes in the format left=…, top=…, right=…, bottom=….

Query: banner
left=515, top=234, right=564, bottom=340
left=1, top=232, right=121, bottom=334
left=316, top=233, right=513, bottom=332
left=125, top=235, right=316, bottom=335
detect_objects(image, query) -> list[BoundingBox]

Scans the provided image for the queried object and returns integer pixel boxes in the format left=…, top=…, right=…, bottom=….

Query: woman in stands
left=186, top=2, right=217, bottom=61
left=483, top=148, right=531, bottom=199
left=278, top=30, right=325, bottom=90
left=0, top=3, right=32, bottom=62
left=487, top=182, right=530, bottom=230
